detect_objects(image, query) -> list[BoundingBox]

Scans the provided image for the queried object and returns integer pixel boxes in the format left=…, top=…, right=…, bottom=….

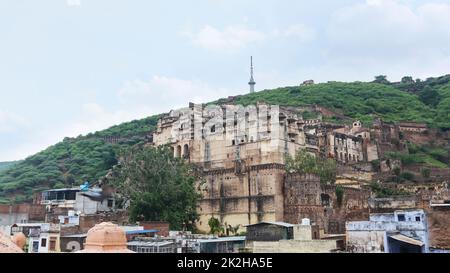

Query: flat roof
left=321, top=234, right=346, bottom=239
left=126, top=230, right=159, bottom=235
left=430, top=203, right=450, bottom=207
left=389, top=234, right=424, bottom=247
left=12, top=223, right=44, bottom=227
left=198, top=236, right=246, bottom=243
left=127, top=241, right=174, bottom=247
left=61, top=234, right=87, bottom=238
left=42, top=188, right=80, bottom=192
left=245, top=221, right=296, bottom=228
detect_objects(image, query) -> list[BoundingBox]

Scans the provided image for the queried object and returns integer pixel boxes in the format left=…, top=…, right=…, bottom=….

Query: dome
left=0, top=231, right=24, bottom=253
left=76, top=222, right=134, bottom=253
left=11, top=232, right=26, bottom=250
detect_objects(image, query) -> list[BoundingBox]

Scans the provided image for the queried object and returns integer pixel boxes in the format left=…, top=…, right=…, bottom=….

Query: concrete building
left=41, top=188, right=115, bottom=216
left=346, top=209, right=429, bottom=253
left=329, top=121, right=379, bottom=164
left=21, top=223, right=61, bottom=253
left=247, top=220, right=344, bottom=253
left=246, top=222, right=295, bottom=241
left=198, top=236, right=246, bottom=253
left=0, top=204, right=45, bottom=232
left=127, top=240, right=176, bottom=253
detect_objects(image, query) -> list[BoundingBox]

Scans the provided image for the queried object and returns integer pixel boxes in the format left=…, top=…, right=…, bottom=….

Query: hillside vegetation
left=0, top=116, right=159, bottom=204
left=0, top=162, right=17, bottom=172
left=1, top=75, right=449, bottom=203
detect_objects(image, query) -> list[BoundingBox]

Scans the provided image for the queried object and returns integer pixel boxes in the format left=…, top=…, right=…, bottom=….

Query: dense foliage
left=216, top=76, right=450, bottom=129
left=0, top=116, right=159, bottom=204
left=285, top=149, right=337, bottom=184
left=386, top=142, right=449, bottom=169
left=0, top=161, right=17, bottom=172
left=1, top=75, right=449, bottom=203
left=370, top=183, right=410, bottom=198
left=110, top=146, right=200, bottom=230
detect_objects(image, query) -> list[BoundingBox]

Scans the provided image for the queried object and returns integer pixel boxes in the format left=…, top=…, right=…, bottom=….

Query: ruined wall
left=0, top=204, right=45, bottom=225
left=196, top=164, right=285, bottom=232
left=369, top=196, right=419, bottom=213
left=284, top=174, right=324, bottom=227
left=284, top=174, right=370, bottom=234
left=427, top=206, right=450, bottom=249
left=140, top=221, right=170, bottom=237
left=346, top=229, right=386, bottom=253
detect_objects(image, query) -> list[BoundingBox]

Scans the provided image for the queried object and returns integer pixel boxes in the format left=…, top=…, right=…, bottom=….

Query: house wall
left=346, top=210, right=429, bottom=253
left=346, top=229, right=386, bottom=253
left=251, top=239, right=338, bottom=253
left=284, top=174, right=370, bottom=234
left=246, top=224, right=292, bottom=242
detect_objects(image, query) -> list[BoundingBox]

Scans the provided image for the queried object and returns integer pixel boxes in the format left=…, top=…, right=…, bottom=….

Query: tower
left=248, top=56, right=256, bottom=93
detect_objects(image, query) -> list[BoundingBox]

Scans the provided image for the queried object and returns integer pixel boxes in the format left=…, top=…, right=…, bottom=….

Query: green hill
left=1, top=76, right=449, bottom=204
left=0, top=161, right=17, bottom=172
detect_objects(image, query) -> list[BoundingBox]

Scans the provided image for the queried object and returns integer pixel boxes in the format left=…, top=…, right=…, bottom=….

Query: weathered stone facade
left=284, top=174, right=370, bottom=234
left=151, top=103, right=378, bottom=233
left=152, top=103, right=307, bottom=232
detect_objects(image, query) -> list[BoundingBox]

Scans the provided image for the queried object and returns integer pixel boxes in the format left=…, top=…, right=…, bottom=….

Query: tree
left=401, top=76, right=414, bottom=84
left=208, top=217, right=224, bottom=235
left=374, top=75, right=390, bottom=84
left=110, top=145, right=200, bottom=230
left=286, top=149, right=337, bottom=184
left=419, top=86, right=441, bottom=107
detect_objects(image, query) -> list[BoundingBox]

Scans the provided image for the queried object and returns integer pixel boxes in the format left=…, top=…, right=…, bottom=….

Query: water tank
left=301, top=218, right=311, bottom=226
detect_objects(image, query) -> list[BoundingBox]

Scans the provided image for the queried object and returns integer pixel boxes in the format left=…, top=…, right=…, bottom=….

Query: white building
left=41, top=188, right=115, bottom=215
left=346, top=209, right=429, bottom=253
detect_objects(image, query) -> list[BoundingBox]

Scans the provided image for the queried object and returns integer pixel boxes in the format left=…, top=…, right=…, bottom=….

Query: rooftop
left=197, top=236, right=246, bottom=243
left=42, top=188, right=80, bottom=192
left=245, top=221, right=296, bottom=228
left=125, top=229, right=159, bottom=235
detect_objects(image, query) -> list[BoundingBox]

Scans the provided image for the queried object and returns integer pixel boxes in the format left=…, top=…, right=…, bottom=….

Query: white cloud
left=281, top=24, right=316, bottom=42
left=325, top=0, right=450, bottom=80
left=1, top=75, right=234, bottom=161
left=184, top=23, right=316, bottom=52
left=66, top=0, right=81, bottom=7
left=184, top=25, right=266, bottom=51
left=118, top=75, right=232, bottom=113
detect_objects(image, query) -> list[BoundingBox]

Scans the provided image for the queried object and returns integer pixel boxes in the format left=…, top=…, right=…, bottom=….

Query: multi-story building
left=152, top=103, right=310, bottom=232
left=346, top=209, right=429, bottom=253
left=329, top=120, right=379, bottom=164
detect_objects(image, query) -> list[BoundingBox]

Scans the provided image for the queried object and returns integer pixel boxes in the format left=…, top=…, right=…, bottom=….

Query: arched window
left=176, top=145, right=182, bottom=158
left=183, top=144, right=189, bottom=159
left=321, top=194, right=331, bottom=206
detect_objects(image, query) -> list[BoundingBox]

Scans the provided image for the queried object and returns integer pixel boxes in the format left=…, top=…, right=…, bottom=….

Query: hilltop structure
left=248, top=56, right=256, bottom=93
left=151, top=103, right=379, bottom=233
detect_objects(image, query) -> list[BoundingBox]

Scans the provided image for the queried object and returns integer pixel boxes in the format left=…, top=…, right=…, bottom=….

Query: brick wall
left=140, top=221, right=170, bottom=237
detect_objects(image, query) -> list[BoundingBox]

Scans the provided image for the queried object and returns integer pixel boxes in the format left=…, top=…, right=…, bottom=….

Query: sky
left=1, top=0, right=450, bottom=161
